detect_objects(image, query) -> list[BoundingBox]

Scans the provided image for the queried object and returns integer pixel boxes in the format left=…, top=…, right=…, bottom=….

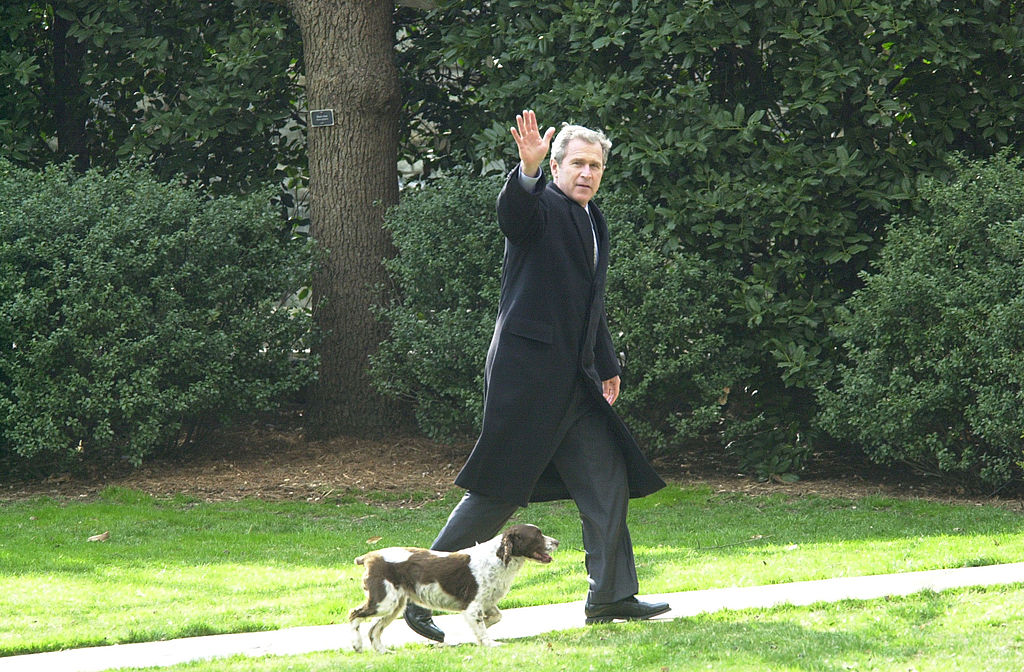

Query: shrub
left=604, top=196, right=753, bottom=454
left=369, top=171, right=502, bottom=438
left=370, top=171, right=748, bottom=453
left=817, top=152, right=1024, bottom=489
left=0, top=161, right=316, bottom=472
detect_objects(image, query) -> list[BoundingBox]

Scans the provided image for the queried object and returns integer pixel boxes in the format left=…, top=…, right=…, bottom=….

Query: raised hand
left=510, top=110, right=555, bottom=178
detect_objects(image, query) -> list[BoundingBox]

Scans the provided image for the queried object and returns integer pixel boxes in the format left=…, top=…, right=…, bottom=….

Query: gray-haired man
left=405, top=111, right=669, bottom=641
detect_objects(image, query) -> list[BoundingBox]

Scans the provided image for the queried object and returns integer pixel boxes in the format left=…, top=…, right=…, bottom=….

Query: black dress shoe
left=584, top=596, right=671, bottom=624
left=404, top=602, right=445, bottom=642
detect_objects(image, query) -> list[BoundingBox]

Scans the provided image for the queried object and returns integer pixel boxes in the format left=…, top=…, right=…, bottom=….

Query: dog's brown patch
left=400, top=549, right=478, bottom=609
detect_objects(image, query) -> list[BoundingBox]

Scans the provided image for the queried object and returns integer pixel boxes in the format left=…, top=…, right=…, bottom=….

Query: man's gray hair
left=551, top=124, right=612, bottom=165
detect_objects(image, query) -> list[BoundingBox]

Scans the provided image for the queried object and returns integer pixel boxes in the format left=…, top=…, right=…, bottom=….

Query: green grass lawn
left=106, top=585, right=1024, bottom=672
left=2, top=483, right=1022, bottom=667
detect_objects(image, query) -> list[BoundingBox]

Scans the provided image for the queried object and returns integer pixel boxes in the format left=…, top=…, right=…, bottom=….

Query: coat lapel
left=548, top=183, right=600, bottom=278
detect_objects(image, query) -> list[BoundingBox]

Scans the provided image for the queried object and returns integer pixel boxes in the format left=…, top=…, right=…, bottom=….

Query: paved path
left=3, top=563, right=1023, bottom=672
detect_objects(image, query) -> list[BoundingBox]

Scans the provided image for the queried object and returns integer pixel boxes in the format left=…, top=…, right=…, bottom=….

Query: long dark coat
left=454, top=167, right=666, bottom=507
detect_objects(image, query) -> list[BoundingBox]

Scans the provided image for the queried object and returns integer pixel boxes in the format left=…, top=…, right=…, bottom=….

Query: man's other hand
left=602, top=376, right=620, bottom=406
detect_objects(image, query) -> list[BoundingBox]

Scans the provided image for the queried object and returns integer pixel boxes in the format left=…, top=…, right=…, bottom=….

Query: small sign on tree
left=309, top=109, right=335, bottom=127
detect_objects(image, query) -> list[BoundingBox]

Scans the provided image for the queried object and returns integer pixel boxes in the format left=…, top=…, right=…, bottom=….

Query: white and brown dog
left=348, top=523, right=558, bottom=652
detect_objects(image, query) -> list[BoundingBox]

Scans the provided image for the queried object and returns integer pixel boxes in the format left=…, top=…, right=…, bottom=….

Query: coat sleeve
left=595, top=310, right=622, bottom=381
left=496, top=166, right=545, bottom=242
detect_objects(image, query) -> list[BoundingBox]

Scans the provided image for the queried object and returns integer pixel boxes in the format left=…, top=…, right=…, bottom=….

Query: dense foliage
left=0, top=161, right=316, bottom=472
left=370, top=171, right=748, bottom=454
left=818, top=152, right=1024, bottom=489
left=398, top=0, right=1024, bottom=473
left=0, top=0, right=303, bottom=194
left=370, top=172, right=503, bottom=437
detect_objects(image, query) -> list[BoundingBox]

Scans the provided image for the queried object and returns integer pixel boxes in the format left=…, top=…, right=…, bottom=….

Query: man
left=404, top=110, right=669, bottom=642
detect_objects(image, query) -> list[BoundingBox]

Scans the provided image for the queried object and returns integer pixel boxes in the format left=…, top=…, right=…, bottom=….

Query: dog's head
left=497, top=524, right=559, bottom=566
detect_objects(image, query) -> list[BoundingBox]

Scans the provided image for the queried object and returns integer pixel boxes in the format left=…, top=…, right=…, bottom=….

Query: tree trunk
left=51, top=12, right=89, bottom=172
left=288, top=0, right=406, bottom=437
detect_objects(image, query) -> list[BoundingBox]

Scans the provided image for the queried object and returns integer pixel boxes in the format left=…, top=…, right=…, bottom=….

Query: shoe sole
left=585, top=604, right=672, bottom=625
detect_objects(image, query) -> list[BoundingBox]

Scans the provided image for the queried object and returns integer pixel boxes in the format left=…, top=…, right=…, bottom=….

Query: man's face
left=550, top=138, right=604, bottom=207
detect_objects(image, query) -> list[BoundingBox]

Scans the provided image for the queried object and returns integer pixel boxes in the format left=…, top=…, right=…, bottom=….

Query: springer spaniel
left=348, top=523, right=559, bottom=652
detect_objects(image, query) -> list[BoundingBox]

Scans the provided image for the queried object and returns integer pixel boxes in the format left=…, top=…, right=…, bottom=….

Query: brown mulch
left=1, top=424, right=467, bottom=505
left=3, top=417, right=1022, bottom=511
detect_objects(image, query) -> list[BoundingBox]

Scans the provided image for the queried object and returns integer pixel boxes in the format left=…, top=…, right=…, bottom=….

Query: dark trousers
left=430, top=379, right=638, bottom=604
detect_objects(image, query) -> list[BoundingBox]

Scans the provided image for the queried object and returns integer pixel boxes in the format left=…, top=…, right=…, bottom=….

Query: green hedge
left=818, top=152, right=1024, bottom=488
left=369, top=172, right=502, bottom=438
left=370, top=171, right=749, bottom=454
left=0, top=161, right=316, bottom=472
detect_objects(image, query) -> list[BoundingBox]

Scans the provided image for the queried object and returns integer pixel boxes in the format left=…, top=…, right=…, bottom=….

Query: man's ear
left=549, top=157, right=559, bottom=178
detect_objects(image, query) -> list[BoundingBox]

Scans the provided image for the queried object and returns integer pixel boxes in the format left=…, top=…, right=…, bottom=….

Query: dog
left=348, top=523, right=559, bottom=652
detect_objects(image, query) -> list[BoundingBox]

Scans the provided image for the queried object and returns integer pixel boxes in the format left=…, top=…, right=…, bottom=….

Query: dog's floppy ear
left=498, top=531, right=515, bottom=565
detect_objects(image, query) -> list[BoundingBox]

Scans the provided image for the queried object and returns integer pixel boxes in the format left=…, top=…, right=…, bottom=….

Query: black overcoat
left=453, top=167, right=666, bottom=507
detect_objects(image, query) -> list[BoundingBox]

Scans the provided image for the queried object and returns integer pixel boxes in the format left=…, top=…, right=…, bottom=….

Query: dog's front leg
left=464, top=604, right=501, bottom=647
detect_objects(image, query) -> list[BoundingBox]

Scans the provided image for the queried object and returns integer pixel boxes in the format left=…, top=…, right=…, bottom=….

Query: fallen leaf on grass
left=87, top=531, right=110, bottom=542
left=366, top=536, right=382, bottom=544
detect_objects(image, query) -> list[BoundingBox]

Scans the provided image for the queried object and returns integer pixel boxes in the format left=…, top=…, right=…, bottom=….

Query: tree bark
left=288, top=0, right=406, bottom=437
left=51, top=12, right=90, bottom=172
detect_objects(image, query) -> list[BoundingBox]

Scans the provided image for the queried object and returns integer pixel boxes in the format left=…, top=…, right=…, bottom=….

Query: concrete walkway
left=3, top=563, right=1023, bottom=672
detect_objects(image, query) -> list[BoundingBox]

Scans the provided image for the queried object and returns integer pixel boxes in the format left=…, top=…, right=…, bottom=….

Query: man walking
left=405, top=111, right=669, bottom=641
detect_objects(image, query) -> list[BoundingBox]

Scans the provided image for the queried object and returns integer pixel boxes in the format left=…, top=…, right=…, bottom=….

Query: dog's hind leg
left=347, top=601, right=376, bottom=653
left=349, top=590, right=395, bottom=653
left=348, top=595, right=387, bottom=653
left=347, top=619, right=364, bottom=652
left=367, top=595, right=407, bottom=653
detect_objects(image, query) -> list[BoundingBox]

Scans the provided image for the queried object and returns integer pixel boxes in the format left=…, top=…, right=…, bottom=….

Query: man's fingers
left=511, top=111, right=552, bottom=174
left=514, top=110, right=543, bottom=139
left=521, top=109, right=535, bottom=134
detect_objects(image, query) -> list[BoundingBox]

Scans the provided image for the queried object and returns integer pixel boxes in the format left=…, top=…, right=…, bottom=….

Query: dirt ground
left=2, top=416, right=1022, bottom=511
